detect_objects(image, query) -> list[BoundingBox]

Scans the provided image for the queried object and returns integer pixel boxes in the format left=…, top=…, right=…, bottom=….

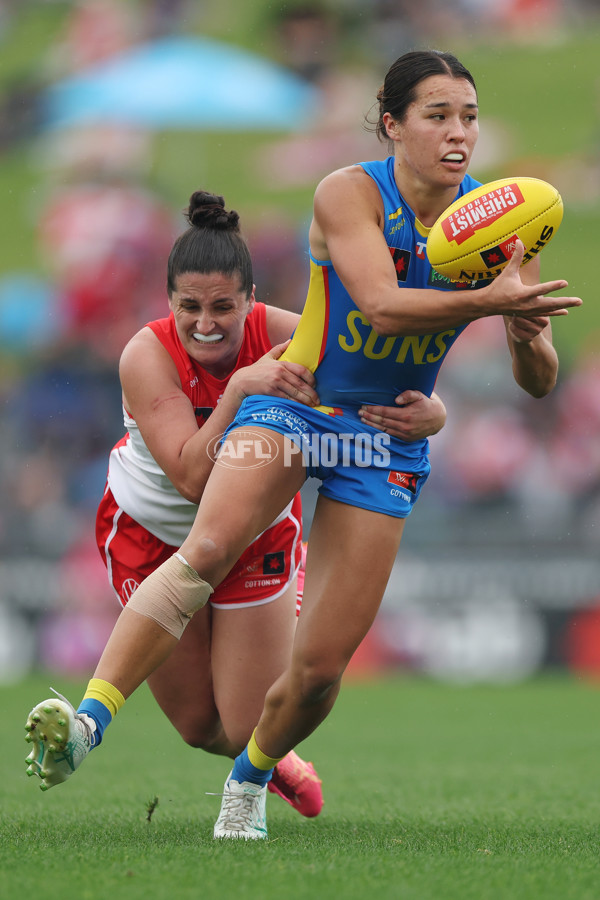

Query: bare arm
left=502, top=256, right=559, bottom=398
left=120, top=326, right=319, bottom=504
left=311, top=167, right=581, bottom=336
left=265, top=304, right=300, bottom=345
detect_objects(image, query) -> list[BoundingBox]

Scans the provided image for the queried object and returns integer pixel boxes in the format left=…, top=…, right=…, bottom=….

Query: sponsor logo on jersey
left=427, top=268, right=477, bottom=290
left=389, top=246, right=411, bottom=282
left=388, top=207, right=406, bottom=233
left=263, top=551, right=285, bottom=575
left=244, top=577, right=283, bottom=588
left=441, top=183, right=525, bottom=246
left=194, top=406, right=214, bottom=422
left=387, top=471, right=419, bottom=494
left=121, top=578, right=140, bottom=603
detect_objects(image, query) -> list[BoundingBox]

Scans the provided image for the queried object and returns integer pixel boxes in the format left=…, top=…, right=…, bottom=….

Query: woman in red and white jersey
left=96, top=189, right=324, bottom=814
left=26, top=190, right=447, bottom=816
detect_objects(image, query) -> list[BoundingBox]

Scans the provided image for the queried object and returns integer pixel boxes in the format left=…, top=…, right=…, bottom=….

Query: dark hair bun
left=186, top=190, right=240, bottom=231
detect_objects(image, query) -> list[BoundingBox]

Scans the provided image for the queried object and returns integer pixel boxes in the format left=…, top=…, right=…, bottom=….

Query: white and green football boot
left=24, top=689, right=95, bottom=791
left=213, top=772, right=268, bottom=840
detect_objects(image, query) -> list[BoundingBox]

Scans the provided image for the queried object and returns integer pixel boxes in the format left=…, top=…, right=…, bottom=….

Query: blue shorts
left=228, top=397, right=431, bottom=519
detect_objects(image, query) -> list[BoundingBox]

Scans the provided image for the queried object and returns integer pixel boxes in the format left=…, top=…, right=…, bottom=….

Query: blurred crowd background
left=1, top=0, right=600, bottom=685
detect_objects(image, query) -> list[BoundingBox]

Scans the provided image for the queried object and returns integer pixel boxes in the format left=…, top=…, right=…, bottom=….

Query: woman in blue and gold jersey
left=35, top=50, right=581, bottom=839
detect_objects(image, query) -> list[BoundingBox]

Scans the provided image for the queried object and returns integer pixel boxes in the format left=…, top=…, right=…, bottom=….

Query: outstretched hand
left=229, top=340, right=320, bottom=407
left=485, top=239, right=582, bottom=319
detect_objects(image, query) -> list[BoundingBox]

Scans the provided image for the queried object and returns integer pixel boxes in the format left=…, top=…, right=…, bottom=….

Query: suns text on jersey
left=338, top=310, right=456, bottom=364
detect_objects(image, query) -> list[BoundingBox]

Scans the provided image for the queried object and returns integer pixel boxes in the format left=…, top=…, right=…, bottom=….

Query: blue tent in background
left=42, top=36, right=320, bottom=131
left=0, top=274, right=63, bottom=351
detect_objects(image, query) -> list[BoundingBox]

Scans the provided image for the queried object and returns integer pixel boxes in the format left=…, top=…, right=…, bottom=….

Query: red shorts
left=96, top=487, right=302, bottom=610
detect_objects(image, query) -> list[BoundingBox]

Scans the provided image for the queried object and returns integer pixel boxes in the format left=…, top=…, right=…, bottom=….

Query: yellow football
left=427, top=177, right=563, bottom=282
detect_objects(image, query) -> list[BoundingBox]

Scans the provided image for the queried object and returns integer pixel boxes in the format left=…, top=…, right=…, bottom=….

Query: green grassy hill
left=0, top=6, right=596, bottom=363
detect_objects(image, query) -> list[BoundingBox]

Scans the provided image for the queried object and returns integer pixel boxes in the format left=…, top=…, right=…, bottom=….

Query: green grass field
left=0, top=9, right=599, bottom=898
left=3, top=672, right=600, bottom=899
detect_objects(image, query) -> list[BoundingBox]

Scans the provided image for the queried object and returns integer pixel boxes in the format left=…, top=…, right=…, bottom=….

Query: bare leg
left=253, top=496, right=406, bottom=758
left=145, top=582, right=298, bottom=757
left=93, top=429, right=306, bottom=700
left=93, top=609, right=180, bottom=698
left=146, top=604, right=237, bottom=757
left=210, top=581, right=298, bottom=751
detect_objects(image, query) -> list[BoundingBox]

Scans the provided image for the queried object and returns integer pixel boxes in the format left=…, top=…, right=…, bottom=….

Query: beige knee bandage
left=127, top=553, right=213, bottom=639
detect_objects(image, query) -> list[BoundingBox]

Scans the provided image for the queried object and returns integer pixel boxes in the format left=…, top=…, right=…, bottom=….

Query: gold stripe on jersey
left=280, top=259, right=329, bottom=372
left=414, top=217, right=431, bottom=239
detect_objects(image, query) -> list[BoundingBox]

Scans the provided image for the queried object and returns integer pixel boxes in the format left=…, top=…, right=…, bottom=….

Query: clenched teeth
left=193, top=333, right=224, bottom=343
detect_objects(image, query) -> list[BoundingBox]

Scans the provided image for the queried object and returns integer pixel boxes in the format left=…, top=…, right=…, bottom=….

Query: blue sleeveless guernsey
left=227, top=159, right=485, bottom=518
left=281, top=157, right=482, bottom=410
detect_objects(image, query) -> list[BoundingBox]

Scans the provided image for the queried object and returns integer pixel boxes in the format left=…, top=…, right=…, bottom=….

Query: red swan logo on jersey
left=441, top=183, right=525, bottom=246
left=387, top=471, right=418, bottom=494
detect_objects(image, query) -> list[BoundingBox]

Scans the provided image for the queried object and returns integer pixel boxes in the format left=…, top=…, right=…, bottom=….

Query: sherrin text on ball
left=427, top=177, right=563, bottom=282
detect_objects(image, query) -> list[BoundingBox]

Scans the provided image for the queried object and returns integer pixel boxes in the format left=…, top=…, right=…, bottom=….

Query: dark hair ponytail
left=167, top=190, right=253, bottom=297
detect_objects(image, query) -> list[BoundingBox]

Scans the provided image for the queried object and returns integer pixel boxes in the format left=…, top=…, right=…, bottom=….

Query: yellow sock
left=247, top=729, right=285, bottom=770
left=82, top=678, right=125, bottom=718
